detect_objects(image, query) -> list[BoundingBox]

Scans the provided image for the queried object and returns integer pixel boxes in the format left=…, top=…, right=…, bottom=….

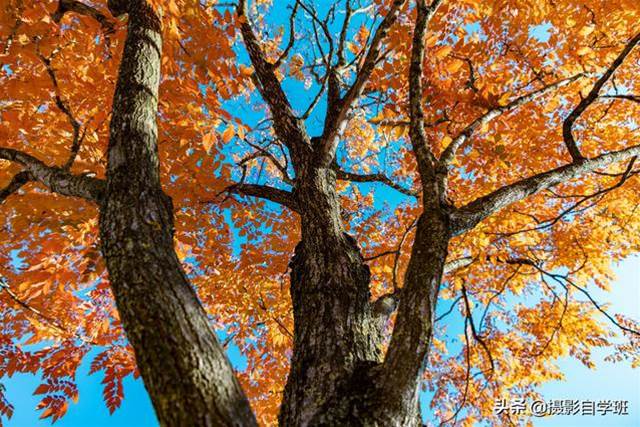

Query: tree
left=0, top=0, right=639, bottom=426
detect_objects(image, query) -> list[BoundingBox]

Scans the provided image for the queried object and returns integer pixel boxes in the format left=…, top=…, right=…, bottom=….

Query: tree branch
left=324, top=0, right=353, bottom=114
left=0, top=274, right=97, bottom=344
left=318, top=0, right=407, bottom=166
left=506, top=258, right=640, bottom=337
left=563, top=31, right=640, bottom=162
left=439, top=74, right=584, bottom=166
left=1, top=275, right=68, bottom=336
left=434, top=296, right=462, bottom=322
left=333, top=165, right=418, bottom=197
left=336, top=0, right=353, bottom=68
left=461, top=284, right=495, bottom=376
left=240, top=139, right=293, bottom=185
left=442, top=256, right=474, bottom=273
left=451, top=143, right=640, bottom=235
left=224, top=183, right=299, bottom=212
left=497, top=157, right=637, bottom=237
left=0, top=147, right=104, bottom=202
left=237, top=0, right=310, bottom=165
left=439, top=315, right=471, bottom=426
left=601, top=94, right=640, bottom=104
left=408, top=0, right=443, bottom=179
left=271, top=2, right=299, bottom=70
left=37, top=49, right=84, bottom=170
left=0, top=170, right=31, bottom=204
left=52, top=0, right=115, bottom=35
left=371, top=256, right=473, bottom=317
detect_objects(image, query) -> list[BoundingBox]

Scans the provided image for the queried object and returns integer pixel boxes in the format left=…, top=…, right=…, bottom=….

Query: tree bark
left=98, top=2, right=256, bottom=426
left=279, top=166, right=385, bottom=426
left=280, top=170, right=449, bottom=426
left=375, top=209, right=450, bottom=426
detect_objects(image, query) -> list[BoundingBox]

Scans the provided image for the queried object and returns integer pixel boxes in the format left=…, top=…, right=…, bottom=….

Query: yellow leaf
left=576, top=46, right=592, bottom=56
left=168, top=18, right=181, bottom=38
left=202, top=132, right=216, bottom=152
left=498, top=92, right=511, bottom=106
left=434, top=45, right=452, bottom=60
left=579, top=25, right=595, bottom=37
left=426, top=33, right=439, bottom=47
left=237, top=125, right=246, bottom=140
left=446, top=59, right=464, bottom=73
left=167, top=0, right=180, bottom=15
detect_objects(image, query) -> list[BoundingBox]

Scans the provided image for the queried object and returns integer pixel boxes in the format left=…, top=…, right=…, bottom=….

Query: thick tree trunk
left=279, top=167, right=385, bottom=426
left=98, top=2, right=256, bottom=426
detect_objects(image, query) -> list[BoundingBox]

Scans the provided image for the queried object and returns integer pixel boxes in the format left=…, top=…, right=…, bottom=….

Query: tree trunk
left=98, top=2, right=256, bottom=426
left=97, top=3, right=449, bottom=426
left=375, top=209, right=450, bottom=426
left=279, top=167, right=385, bottom=426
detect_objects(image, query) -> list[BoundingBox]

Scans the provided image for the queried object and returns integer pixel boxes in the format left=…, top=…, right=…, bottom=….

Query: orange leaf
left=239, top=65, right=254, bottom=77
left=434, top=45, right=452, bottom=60
left=221, top=125, right=235, bottom=143
left=446, top=59, right=464, bottom=73
left=202, top=132, right=216, bottom=152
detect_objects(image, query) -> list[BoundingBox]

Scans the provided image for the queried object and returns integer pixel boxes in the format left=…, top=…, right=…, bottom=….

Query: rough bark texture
left=0, top=147, right=104, bottom=201
left=97, top=2, right=256, bottom=426
left=375, top=210, right=450, bottom=426
left=279, top=167, right=449, bottom=427
left=279, top=167, right=385, bottom=426
left=237, top=1, right=450, bottom=424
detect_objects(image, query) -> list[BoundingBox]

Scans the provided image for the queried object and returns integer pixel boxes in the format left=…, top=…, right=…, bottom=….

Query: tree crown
left=1, top=0, right=639, bottom=425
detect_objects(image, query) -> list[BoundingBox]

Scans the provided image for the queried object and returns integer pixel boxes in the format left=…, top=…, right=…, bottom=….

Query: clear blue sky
left=533, top=257, right=640, bottom=427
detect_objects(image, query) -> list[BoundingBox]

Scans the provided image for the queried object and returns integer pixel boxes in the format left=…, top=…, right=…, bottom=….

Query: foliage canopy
left=1, top=0, right=639, bottom=425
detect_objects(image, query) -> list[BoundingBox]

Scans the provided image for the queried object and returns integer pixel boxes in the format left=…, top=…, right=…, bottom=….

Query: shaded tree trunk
left=235, top=0, right=440, bottom=423
left=280, top=166, right=407, bottom=426
left=98, top=2, right=256, bottom=426
left=374, top=209, right=450, bottom=426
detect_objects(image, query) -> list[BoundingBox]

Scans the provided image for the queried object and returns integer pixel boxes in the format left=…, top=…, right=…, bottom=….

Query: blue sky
left=533, top=257, right=640, bottom=427
left=416, top=257, right=640, bottom=427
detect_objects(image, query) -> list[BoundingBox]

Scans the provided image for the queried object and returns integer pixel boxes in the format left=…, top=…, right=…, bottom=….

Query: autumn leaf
left=221, top=125, right=235, bottom=143
left=577, top=46, right=592, bottom=56
left=434, top=45, right=452, bottom=59
left=202, top=132, right=216, bottom=152
left=446, top=58, right=464, bottom=73
left=239, top=65, right=254, bottom=77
